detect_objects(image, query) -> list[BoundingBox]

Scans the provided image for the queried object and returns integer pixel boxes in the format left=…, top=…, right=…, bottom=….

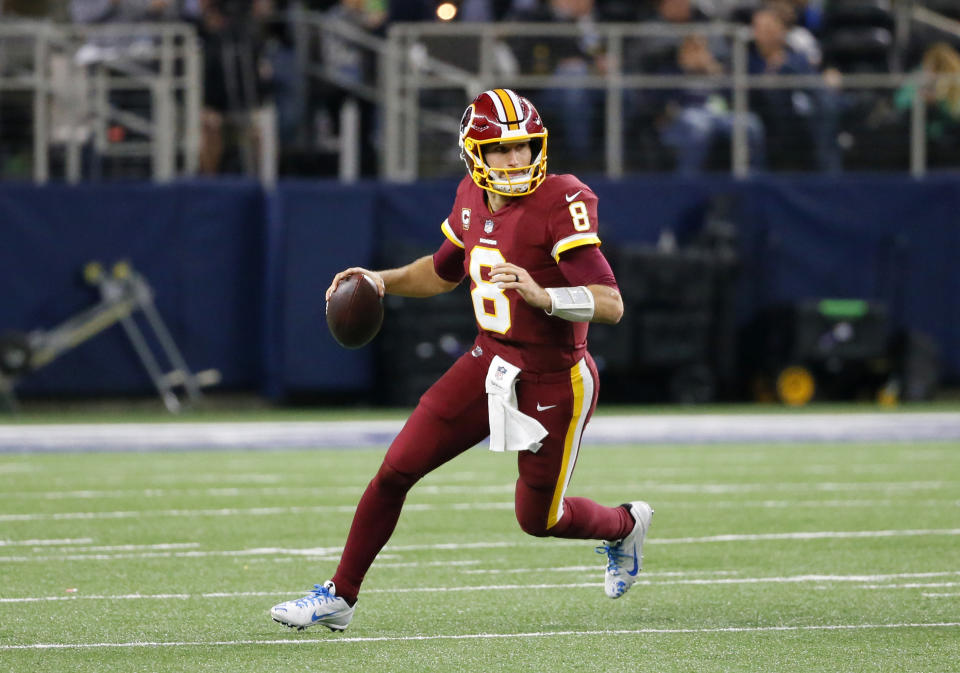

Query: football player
left=270, top=88, right=653, bottom=632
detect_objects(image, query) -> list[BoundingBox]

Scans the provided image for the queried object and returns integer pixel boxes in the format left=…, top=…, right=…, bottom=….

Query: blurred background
left=0, top=0, right=957, bottom=412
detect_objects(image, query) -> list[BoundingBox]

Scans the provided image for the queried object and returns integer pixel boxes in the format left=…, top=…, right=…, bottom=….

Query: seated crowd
left=1, top=0, right=958, bottom=176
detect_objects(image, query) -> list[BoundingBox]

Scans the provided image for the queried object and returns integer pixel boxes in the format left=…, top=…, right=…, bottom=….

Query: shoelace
left=294, top=584, right=334, bottom=608
left=595, top=544, right=630, bottom=574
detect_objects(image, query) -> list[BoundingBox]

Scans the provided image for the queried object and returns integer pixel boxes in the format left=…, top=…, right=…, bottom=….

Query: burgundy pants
left=331, top=343, right=632, bottom=602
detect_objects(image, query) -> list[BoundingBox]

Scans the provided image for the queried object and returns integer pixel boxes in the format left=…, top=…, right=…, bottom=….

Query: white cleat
left=270, top=581, right=355, bottom=632
left=596, top=501, right=654, bottom=599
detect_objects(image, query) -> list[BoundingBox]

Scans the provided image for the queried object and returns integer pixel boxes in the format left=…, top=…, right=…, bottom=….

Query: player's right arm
left=325, top=256, right=459, bottom=301
left=379, top=255, right=460, bottom=297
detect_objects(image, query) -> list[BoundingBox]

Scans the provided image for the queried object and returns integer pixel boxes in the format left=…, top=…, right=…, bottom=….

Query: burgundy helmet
left=458, top=88, right=548, bottom=196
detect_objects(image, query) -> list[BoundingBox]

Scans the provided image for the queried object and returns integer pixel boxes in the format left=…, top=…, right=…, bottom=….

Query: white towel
left=485, top=355, right=548, bottom=453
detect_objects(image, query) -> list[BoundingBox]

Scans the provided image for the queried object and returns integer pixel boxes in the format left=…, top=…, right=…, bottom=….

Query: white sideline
left=2, top=412, right=960, bottom=452
left=2, top=622, right=959, bottom=650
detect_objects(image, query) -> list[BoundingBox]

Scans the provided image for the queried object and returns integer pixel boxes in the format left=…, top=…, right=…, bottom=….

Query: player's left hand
left=490, top=263, right=550, bottom=311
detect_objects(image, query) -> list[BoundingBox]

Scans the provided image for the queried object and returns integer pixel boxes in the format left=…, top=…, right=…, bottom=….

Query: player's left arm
left=490, top=252, right=623, bottom=325
left=490, top=182, right=622, bottom=324
left=584, top=282, right=624, bottom=325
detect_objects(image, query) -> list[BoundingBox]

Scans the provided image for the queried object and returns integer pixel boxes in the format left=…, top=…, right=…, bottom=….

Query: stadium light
left=436, top=2, right=457, bottom=21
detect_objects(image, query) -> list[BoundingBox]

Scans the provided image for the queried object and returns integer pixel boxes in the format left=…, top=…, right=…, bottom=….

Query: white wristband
left=545, top=286, right=595, bottom=322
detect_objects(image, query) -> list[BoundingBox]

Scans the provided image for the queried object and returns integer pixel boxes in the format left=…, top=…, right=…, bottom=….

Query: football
left=326, top=272, right=384, bottom=349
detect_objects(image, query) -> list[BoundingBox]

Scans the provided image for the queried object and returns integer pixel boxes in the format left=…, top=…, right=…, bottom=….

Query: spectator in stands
left=623, top=0, right=739, bottom=171
left=788, top=0, right=823, bottom=34
left=658, top=34, right=766, bottom=173
left=894, top=42, right=960, bottom=164
left=191, top=0, right=275, bottom=175
left=314, top=0, right=385, bottom=175
left=634, top=0, right=713, bottom=73
left=507, top=0, right=606, bottom=169
left=774, top=0, right=821, bottom=68
left=748, top=3, right=840, bottom=171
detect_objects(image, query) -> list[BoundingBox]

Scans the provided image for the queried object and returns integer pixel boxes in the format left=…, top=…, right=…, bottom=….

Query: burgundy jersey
left=436, top=173, right=612, bottom=373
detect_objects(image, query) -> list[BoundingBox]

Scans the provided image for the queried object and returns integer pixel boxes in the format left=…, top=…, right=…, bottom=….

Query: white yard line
left=2, top=622, right=959, bottom=650
left=659, top=499, right=960, bottom=509
left=2, top=529, right=960, bottom=563
left=653, top=529, right=960, bottom=544
left=0, top=537, right=92, bottom=546
left=861, top=582, right=960, bottom=589
left=4, top=490, right=959, bottom=522
left=2, top=481, right=954, bottom=501
left=0, top=502, right=515, bottom=523
left=4, top=571, right=960, bottom=604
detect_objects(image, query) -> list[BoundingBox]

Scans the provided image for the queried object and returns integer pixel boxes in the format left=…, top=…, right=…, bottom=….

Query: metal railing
left=0, top=20, right=200, bottom=183
left=382, top=19, right=960, bottom=180
left=3, top=10, right=959, bottom=183
left=291, top=7, right=480, bottom=182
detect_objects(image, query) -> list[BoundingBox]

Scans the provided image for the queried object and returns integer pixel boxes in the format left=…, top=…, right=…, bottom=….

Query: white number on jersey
left=468, top=246, right=511, bottom=334
left=569, top=200, right=591, bottom=231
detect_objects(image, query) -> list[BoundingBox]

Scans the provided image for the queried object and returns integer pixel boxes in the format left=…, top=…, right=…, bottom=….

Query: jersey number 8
left=569, top=201, right=590, bottom=232
left=469, top=247, right=511, bottom=334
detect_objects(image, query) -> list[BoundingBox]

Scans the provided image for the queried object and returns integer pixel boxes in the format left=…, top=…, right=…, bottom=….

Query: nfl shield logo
left=484, top=219, right=494, bottom=234
left=495, top=365, right=507, bottom=380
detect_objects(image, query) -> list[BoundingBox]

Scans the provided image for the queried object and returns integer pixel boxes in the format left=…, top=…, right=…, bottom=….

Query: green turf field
left=2, top=435, right=959, bottom=672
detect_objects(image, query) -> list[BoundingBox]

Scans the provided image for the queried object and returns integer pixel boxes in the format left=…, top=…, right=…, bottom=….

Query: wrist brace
left=545, top=286, right=595, bottom=322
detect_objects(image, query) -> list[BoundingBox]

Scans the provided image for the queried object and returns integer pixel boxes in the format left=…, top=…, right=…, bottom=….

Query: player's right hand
left=326, top=267, right=385, bottom=301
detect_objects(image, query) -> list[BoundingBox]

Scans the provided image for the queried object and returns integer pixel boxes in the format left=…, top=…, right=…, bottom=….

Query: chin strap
left=545, top=286, right=595, bottom=322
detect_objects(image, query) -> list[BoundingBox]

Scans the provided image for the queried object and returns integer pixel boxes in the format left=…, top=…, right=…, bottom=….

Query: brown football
left=326, top=272, right=384, bottom=349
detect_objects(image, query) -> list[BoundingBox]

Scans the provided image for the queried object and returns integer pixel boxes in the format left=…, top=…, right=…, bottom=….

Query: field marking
left=462, top=567, right=740, bottom=576
left=660, top=499, right=960, bottom=509
left=2, top=480, right=955, bottom=501
left=4, top=490, right=959, bottom=522
left=647, top=481, right=954, bottom=494
left=654, top=529, right=960, bottom=544
left=2, top=529, right=960, bottom=563
left=0, top=538, right=92, bottom=547
left=923, top=593, right=960, bottom=597
left=4, top=571, right=960, bottom=603
left=0, top=502, right=516, bottom=523
left=3, top=622, right=959, bottom=650
left=3, top=412, right=960, bottom=452
left=0, top=484, right=515, bottom=500
left=861, top=582, right=960, bottom=589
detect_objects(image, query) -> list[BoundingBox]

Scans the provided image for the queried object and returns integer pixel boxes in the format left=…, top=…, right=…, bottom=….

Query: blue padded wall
left=1, top=174, right=957, bottom=398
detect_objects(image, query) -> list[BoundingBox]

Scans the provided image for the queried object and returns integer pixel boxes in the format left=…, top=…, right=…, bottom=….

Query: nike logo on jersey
left=536, top=403, right=557, bottom=411
left=626, top=543, right=640, bottom=576
left=565, top=190, right=583, bottom=202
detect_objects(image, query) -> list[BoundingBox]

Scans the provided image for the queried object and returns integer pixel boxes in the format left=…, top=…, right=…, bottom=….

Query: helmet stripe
left=485, top=91, right=506, bottom=123
left=492, top=88, right=521, bottom=130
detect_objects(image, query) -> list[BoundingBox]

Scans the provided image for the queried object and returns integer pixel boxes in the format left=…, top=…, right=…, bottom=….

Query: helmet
left=458, top=88, right=548, bottom=197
